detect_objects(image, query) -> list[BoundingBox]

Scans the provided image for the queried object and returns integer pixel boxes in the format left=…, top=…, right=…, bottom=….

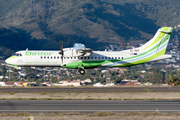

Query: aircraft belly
left=65, top=61, right=102, bottom=69
left=83, top=63, right=102, bottom=68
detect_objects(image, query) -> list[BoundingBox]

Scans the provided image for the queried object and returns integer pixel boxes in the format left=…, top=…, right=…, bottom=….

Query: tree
left=1, top=66, right=6, bottom=77
left=100, top=77, right=106, bottom=84
left=152, top=69, right=163, bottom=84
left=167, top=75, right=179, bottom=86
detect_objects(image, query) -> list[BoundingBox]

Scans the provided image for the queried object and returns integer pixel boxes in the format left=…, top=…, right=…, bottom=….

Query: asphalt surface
left=1, top=100, right=180, bottom=113
left=0, top=87, right=180, bottom=93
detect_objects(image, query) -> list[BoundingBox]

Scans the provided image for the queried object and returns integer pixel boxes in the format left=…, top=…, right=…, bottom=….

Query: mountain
left=0, top=0, right=180, bottom=57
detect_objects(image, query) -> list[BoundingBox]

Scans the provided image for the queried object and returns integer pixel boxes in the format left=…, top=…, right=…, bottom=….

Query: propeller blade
left=59, top=40, right=64, bottom=64
left=62, top=55, right=63, bottom=65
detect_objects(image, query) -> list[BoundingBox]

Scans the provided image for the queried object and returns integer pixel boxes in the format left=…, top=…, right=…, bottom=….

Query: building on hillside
left=81, top=79, right=92, bottom=85
left=43, top=82, right=54, bottom=86
left=125, top=80, right=141, bottom=86
left=122, top=80, right=141, bottom=86
left=0, top=82, right=5, bottom=86
left=14, top=81, right=23, bottom=86
left=55, top=80, right=81, bottom=87
left=101, top=70, right=107, bottom=73
left=118, top=68, right=127, bottom=73
left=104, top=82, right=116, bottom=87
left=143, top=82, right=152, bottom=86
left=121, top=80, right=129, bottom=85
left=140, top=70, right=146, bottom=73
left=18, top=71, right=27, bottom=76
left=93, top=83, right=104, bottom=87
left=0, top=76, right=9, bottom=79
left=166, top=64, right=172, bottom=68
left=5, top=81, right=15, bottom=86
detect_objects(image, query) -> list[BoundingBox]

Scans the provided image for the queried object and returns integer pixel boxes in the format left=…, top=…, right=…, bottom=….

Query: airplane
left=5, top=27, right=173, bottom=75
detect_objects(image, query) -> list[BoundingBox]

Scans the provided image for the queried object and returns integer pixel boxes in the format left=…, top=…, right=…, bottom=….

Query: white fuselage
left=7, top=50, right=130, bottom=67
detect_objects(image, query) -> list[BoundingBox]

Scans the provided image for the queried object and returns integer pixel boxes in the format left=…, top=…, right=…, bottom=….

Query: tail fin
left=139, top=27, right=173, bottom=55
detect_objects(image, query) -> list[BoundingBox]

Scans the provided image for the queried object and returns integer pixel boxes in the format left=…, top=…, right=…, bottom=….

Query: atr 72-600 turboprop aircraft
left=5, top=27, right=173, bottom=75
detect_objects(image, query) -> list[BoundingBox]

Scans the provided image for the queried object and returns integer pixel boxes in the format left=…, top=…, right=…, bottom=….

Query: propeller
left=59, top=40, right=64, bottom=64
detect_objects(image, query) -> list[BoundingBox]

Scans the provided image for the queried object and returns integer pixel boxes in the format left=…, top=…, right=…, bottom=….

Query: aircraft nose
left=5, top=59, right=10, bottom=64
left=5, top=58, right=13, bottom=65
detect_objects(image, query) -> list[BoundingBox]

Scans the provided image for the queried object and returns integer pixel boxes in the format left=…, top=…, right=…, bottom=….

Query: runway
left=1, top=100, right=180, bottom=113
left=1, top=87, right=180, bottom=93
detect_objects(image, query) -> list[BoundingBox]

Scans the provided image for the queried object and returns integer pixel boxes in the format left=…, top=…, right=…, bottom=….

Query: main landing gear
left=78, top=68, right=85, bottom=75
left=76, top=64, right=85, bottom=75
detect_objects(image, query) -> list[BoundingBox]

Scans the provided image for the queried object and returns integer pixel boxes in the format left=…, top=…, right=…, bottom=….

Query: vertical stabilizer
left=139, top=27, right=173, bottom=55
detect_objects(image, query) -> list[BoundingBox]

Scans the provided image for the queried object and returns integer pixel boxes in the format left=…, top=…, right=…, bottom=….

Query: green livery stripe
left=129, top=48, right=166, bottom=65
left=115, top=48, right=166, bottom=67
left=143, top=32, right=164, bottom=50
left=6, top=62, right=18, bottom=68
left=143, top=32, right=165, bottom=50
left=6, top=56, right=17, bottom=60
left=161, top=27, right=170, bottom=31
left=170, top=27, right=173, bottom=32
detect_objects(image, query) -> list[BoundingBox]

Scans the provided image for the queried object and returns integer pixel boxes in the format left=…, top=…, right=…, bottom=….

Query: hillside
left=0, top=0, right=180, bottom=56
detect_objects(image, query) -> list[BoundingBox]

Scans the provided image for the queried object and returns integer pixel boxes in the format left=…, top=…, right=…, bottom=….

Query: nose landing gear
left=13, top=68, right=18, bottom=72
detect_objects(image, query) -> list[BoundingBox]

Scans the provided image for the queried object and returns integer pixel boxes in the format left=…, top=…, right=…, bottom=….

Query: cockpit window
left=13, top=53, right=22, bottom=56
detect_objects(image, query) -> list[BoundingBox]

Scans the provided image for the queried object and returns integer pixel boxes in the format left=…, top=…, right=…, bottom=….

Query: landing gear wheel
left=13, top=68, right=18, bottom=72
left=78, top=68, right=85, bottom=75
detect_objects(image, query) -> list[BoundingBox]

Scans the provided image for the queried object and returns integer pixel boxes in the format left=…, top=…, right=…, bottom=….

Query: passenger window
left=71, top=57, right=73, bottom=59
left=44, top=56, right=46, bottom=59
left=95, top=57, right=97, bottom=59
left=122, top=57, right=123, bottom=59
left=105, top=57, right=107, bottom=59
left=99, top=57, right=101, bottom=59
left=115, top=57, right=117, bottom=59
left=108, top=57, right=111, bottom=59
left=67, top=57, right=69, bottom=59
left=84, top=57, right=86, bottom=59
left=57, top=57, right=59, bottom=59
left=102, top=57, right=104, bottom=59
left=81, top=57, right=83, bottom=59
left=51, top=57, right=53, bottom=59
left=118, top=57, right=120, bottom=59
left=88, top=57, right=90, bottom=59
left=91, top=57, right=93, bottom=59
left=41, top=56, right=43, bottom=59
left=64, top=57, right=66, bottom=59
left=20, top=54, right=22, bottom=56
left=47, top=56, right=49, bottom=59
left=74, top=57, right=76, bottom=59
left=54, top=57, right=56, bottom=59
